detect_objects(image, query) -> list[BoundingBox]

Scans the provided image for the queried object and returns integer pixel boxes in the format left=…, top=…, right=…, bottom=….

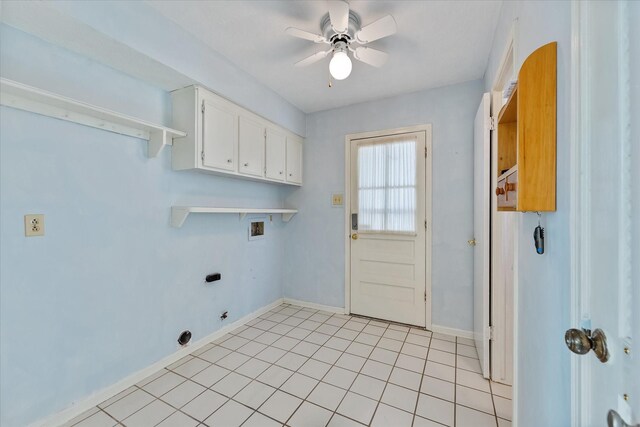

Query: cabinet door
left=265, top=128, right=286, bottom=181
left=286, top=136, right=303, bottom=184
left=201, top=97, right=237, bottom=171
left=238, top=116, right=265, bottom=177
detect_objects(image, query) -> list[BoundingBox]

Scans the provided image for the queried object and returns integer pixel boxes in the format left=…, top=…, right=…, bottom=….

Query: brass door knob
left=564, top=328, right=609, bottom=363
left=351, top=234, right=358, bottom=240
left=505, top=182, right=516, bottom=192
left=496, top=187, right=505, bottom=196
left=468, top=239, right=476, bottom=246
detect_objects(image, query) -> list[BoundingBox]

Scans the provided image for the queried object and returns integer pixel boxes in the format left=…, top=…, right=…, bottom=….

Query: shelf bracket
left=171, top=207, right=191, bottom=228
left=282, top=212, right=296, bottom=222
left=148, top=129, right=168, bottom=158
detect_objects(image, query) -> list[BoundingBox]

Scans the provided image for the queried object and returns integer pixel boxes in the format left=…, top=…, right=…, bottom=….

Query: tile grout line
left=280, top=308, right=381, bottom=426
left=454, top=338, right=458, bottom=427
left=191, top=306, right=427, bottom=426
left=237, top=305, right=369, bottom=426
left=410, top=332, right=432, bottom=426
left=366, top=320, right=409, bottom=426
left=105, top=305, right=418, bottom=426
left=88, top=304, right=496, bottom=427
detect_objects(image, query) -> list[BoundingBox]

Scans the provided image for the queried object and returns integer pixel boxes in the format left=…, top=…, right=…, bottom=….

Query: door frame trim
left=490, top=19, right=519, bottom=423
left=343, top=124, right=433, bottom=329
left=569, top=2, right=587, bottom=426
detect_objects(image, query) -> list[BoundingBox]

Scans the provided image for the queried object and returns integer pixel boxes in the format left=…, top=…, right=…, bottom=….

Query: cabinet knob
left=279, top=171, right=283, bottom=175
left=495, top=187, right=505, bottom=196
left=227, top=159, right=232, bottom=163
left=289, top=173, right=292, bottom=177
left=505, top=182, right=516, bottom=192
left=243, top=163, right=249, bottom=167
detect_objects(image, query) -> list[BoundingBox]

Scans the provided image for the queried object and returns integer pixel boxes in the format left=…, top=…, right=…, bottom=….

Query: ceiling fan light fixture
left=329, top=49, right=352, bottom=80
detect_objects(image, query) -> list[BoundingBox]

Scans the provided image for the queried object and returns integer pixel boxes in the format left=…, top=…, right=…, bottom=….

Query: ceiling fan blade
left=355, top=15, right=397, bottom=44
left=295, top=50, right=331, bottom=67
left=353, top=46, right=389, bottom=67
left=285, top=27, right=327, bottom=43
left=328, top=0, right=349, bottom=33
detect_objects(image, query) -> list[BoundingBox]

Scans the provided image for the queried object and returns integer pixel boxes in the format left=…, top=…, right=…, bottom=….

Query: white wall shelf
left=0, top=78, right=187, bottom=158
left=171, top=206, right=298, bottom=228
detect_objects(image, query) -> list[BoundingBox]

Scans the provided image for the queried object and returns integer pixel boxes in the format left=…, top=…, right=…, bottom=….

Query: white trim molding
left=282, top=298, right=346, bottom=314
left=431, top=324, right=474, bottom=340
left=569, top=2, right=590, bottom=426
left=31, top=298, right=285, bottom=427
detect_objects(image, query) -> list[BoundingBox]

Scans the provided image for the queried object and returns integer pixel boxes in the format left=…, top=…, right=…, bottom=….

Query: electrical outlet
left=24, top=214, right=44, bottom=237
left=331, top=193, right=344, bottom=207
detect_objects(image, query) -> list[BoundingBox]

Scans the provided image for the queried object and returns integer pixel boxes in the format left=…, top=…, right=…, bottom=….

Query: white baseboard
left=283, top=297, right=346, bottom=314
left=32, top=298, right=285, bottom=427
left=431, top=324, right=474, bottom=340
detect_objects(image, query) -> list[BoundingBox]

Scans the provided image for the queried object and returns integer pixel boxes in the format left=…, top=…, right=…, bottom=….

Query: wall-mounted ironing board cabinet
left=496, top=42, right=557, bottom=212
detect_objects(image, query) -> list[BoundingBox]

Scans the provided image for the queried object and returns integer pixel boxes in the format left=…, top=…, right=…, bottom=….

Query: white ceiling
left=147, top=0, right=502, bottom=113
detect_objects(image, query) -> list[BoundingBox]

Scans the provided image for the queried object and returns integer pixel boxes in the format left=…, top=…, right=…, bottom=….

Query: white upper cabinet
left=238, top=116, right=265, bottom=177
left=202, top=95, right=237, bottom=171
left=286, top=136, right=303, bottom=185
left=265, top=128, right=286, bottom=181
left=171, top=86, right=302, bottom=186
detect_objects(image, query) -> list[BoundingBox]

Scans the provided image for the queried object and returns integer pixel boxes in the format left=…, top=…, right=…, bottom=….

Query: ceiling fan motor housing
left=321, top=11, right=361, bottom=48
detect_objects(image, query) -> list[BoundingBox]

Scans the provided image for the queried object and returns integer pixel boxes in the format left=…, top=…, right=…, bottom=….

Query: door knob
left=564, top=328, right=609, bottom=363
left=496, top=187, right=505, bottom=196
left=505, top=182, right=516, bottom=192
left=468, top=239, right=476, bottom=246
left=351, top=234, right=358, bottom=240
left=607, top=409, right=639, bottom=427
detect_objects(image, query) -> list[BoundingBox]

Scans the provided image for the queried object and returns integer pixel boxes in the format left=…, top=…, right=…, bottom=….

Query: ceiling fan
left=285, top=0, right=397, bottom=81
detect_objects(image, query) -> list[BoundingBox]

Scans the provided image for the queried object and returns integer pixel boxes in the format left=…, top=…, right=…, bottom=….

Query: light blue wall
left=283, top=80, right=484, bottom=332
left=0, top=26, right=294, bottom=427
left=483, top=2, right=571, bottom=426
left=45, top=0, right=307, bottom=136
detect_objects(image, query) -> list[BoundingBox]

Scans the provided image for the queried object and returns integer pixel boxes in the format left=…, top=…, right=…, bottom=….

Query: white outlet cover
left=24, top=214, right=45, bottom=237
left=331, top=193, right=344, bottom=207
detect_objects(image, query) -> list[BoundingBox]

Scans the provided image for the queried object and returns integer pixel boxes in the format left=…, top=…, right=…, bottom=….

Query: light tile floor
left=63, top=304, right=512, bottom=427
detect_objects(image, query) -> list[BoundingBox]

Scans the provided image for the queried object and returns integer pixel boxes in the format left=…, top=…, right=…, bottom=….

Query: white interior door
left=349, top=131, right=428, bottom=327
left=473, top=93, right=491, bottom=379
left=571, top=1, right=639, bottom=425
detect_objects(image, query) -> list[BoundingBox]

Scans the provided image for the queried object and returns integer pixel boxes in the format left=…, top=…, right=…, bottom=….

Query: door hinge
left=264, top=129, right=267, bottom=138
left=201, top=151, right=205, bottom=162
left=424, top=291, right=427, bottom=302
left=424, top=220, right=428, bottom=230
left=201, top=101, right=205, bottom=114
left=488, top=325, right=494, bottom=340
left=489, top=116, right=496, bottom=131
left=425, top=147, right=428, bottom=158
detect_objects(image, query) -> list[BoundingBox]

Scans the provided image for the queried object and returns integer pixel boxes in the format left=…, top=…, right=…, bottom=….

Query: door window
left=357, top=138, right=417, bottom=233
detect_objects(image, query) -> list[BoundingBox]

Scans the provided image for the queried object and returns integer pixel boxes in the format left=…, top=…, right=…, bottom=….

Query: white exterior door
left=349, top=130, right=429, bottom=327
left=571, top=2, right=639, bottom=426
left=473, top=93, right=491, bottom=379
